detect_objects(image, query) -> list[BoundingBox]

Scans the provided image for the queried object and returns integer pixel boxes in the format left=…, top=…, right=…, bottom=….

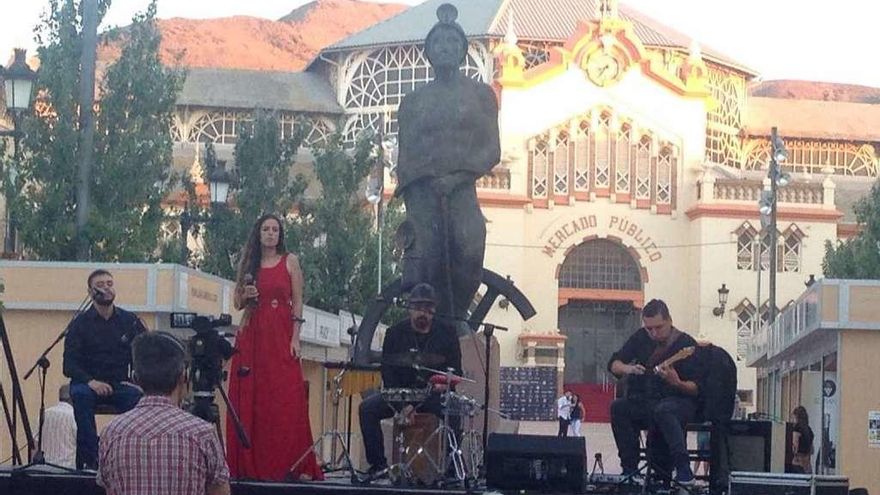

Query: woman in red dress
left=226, top=213, right=323, bottom=481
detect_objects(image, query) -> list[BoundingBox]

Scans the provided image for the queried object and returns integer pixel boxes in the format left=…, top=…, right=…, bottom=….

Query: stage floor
left=0, top=466, right=705, bottom=495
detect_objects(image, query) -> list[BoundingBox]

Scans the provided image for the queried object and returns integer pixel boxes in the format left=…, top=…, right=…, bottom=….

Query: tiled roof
left=743, top=97, right=880, bottom=142
left=178, top=67, right=342, bottom=114
left=323, top=0, right=752, bottom=74
left=324, top=0, right=504, bottom=51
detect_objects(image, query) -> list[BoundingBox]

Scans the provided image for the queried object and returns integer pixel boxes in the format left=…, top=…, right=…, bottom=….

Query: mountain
left=750, top=80, right=880, bottom=104
left=97, top=0, right=407, bottom=71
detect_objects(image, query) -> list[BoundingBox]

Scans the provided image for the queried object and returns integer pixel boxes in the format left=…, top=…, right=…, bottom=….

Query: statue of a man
left=395, top=3, right=501, bottom=327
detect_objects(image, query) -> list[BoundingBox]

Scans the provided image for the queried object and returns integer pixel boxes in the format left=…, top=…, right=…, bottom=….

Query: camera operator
left=97, top=331, right=230, bottom=495
left=63, top=269, right=147, bottom=470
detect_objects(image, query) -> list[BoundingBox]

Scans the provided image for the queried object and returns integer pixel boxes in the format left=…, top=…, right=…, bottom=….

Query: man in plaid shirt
left=97, top=331, right=230, bottom=495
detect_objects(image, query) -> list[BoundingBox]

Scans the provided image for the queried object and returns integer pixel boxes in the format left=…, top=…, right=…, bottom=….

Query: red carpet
left=564, top=383, right=616, bottom=423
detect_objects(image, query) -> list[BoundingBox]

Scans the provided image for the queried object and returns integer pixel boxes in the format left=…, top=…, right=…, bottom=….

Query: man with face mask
left=358, top=283, right=462, bottom=479
left=63, top=269, right=148, bottom=470
left=395, top=3, right=501, bottom=328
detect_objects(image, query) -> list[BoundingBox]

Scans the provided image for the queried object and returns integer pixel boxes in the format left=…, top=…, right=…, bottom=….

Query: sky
left=0, top=0, right=877, bottom=87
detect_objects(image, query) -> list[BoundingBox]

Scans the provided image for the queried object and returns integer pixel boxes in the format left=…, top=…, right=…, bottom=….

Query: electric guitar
left=623, top=346, right=695, bottom=399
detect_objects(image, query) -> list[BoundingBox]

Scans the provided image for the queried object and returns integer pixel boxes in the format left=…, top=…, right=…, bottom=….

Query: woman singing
left=226, top=214, right=323, bottom=481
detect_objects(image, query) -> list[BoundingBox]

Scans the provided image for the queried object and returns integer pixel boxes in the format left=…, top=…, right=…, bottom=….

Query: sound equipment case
left=729, top=472, right=848, bottom=495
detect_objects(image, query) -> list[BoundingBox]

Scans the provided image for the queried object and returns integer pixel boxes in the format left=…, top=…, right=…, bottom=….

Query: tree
left=5, top=0, right=183, bottom=261
left=823, top=180, right=880, bottom=279
left=197, top=111, right=306, bottom=279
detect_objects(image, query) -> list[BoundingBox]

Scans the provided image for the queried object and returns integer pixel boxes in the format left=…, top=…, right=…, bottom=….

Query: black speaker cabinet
left=486, top=433, right=585, bottom=493
left=729, top=472, right=849, bottom=495
left=727, top=420, right=788, bottom=473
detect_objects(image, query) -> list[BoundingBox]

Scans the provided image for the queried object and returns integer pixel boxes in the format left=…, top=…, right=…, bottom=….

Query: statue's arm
left=472, top=84, right=501, bottom=174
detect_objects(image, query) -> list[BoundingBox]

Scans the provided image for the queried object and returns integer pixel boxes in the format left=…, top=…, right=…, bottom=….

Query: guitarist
left=607, top=299, right=705, bottom=485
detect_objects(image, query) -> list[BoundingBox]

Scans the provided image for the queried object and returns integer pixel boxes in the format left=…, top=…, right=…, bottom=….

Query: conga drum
left=392, top=413, right=442, bottom=486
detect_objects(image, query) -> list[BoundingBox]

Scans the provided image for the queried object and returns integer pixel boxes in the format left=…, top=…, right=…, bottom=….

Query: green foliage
left=7, top=0, right=183, bottom=261
left=297, top=134, right=378, bottom=313
left=197, top=111, right=306, bottom=279
left=823, top=180, right=880, bottom=279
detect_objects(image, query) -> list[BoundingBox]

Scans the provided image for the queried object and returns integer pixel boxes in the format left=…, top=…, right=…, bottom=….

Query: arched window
left=527, top=108, right=679, bottom=211
left=558, top=239, right=641, bottom=291
left=734, top=299, right=756, bottom=360
left=735, top=222, right=758, bottom=270
left=782, top=225, right=805, bottom=273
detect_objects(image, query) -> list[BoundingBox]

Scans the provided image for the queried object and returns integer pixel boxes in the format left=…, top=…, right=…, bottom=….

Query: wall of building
left=837, top=329, right=880, bottom=494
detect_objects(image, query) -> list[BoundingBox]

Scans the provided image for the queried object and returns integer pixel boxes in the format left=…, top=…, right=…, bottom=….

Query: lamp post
left=712, top=283, right=730, bottom=317
left=180, top=163, right=232, bottom=264
left=366, top=121, right=397, bottom=294
left=1, top=48, right=37, bottom=255
left=759, top=127, right=790, bottom=324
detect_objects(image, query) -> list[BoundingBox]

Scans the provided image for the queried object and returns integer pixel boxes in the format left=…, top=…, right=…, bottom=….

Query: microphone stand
left=19, top=293, right=90, bottom=471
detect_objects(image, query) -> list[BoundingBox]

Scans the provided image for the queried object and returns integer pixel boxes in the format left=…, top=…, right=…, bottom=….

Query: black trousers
left=557, top=417, right=570, bottom=437
left=610, top=396, right=696, bottom=474
left=359, top=391, right=461, bottom=469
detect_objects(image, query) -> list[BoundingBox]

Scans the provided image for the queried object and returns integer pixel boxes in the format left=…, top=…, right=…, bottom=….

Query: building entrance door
left=559, top=301, right=640, bottom=422
left=556, top=239, right=644, bottom=422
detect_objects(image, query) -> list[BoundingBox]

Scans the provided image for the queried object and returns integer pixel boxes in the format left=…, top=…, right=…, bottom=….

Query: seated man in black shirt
left=63, top=269, right=148, bottom=470
left=608, top=299, right=704, bottom=485
left=359, top=283, right=462, bottom=478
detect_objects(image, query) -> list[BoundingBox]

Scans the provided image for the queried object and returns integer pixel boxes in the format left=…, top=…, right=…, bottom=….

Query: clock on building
left=584, top=51, right=624, bottom=87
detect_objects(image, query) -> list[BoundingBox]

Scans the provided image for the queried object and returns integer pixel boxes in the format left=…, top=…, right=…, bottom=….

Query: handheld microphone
left=243, top=274, right=257, bottom=307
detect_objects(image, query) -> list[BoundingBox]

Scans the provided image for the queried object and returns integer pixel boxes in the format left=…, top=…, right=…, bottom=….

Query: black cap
left=408, top=283, right=438, bottom=305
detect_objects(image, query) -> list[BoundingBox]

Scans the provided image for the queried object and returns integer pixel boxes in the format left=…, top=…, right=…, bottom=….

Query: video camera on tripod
left=169, top=312, right=244, bottom=443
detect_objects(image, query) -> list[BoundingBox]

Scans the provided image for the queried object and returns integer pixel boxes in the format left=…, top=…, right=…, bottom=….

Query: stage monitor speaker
left=486, top=433, right=585, bottom=493
left=727, top=420, right=788, bottom=473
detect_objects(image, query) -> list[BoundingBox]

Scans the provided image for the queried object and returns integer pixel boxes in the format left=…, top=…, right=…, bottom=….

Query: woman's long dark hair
left=792, top=406, right=809, bottom=428
left=235, top=213, right=287, bottom=289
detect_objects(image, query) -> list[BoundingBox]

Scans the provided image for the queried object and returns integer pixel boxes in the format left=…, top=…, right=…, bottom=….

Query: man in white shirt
left=39, top=384, right=77, bottom=468
left=557, top=390, right=573, bottom=437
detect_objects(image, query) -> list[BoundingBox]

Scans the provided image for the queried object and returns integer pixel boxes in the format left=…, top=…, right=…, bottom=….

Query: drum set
left=298, top=350, right=492, bottom=488
left=381, top=362, right=483, bottom=487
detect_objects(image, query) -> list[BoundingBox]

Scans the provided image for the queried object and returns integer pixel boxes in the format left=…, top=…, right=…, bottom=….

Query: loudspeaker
left=727, top=420, right=788, bottom=473
left=486, top=433, right=585, bottom=493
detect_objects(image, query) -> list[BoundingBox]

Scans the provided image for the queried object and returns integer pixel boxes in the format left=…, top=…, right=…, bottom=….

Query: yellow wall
left=837, top=329, right=880, bottom=493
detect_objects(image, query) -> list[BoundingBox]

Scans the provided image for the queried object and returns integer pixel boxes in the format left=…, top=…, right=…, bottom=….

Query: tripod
left=290, top=365, right=357, bottom=477
left=0, top=312, right=36, bottom=465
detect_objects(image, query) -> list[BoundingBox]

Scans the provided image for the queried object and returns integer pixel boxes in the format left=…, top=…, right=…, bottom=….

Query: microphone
left=243, top=274, right=257, bottom=307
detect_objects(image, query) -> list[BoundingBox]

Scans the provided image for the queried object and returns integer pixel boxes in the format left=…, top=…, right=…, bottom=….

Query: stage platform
left=0, top=467, right=686, bottom=495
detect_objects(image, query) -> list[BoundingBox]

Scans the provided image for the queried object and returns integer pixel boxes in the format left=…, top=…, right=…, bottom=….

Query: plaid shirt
left=97, top=395, right=229, bottom=495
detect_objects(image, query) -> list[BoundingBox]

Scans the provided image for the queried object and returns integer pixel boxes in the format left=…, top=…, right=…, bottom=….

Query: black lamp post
left=180, top=162, right=232, bottom=264
left=1, top=48, right=37, bottom=255
left=758, top=127, right=790, bottom=325
left=712, top=283, right=730, bottom=317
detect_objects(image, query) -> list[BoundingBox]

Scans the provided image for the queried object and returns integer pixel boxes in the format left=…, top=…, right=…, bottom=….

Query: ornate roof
left=178, top=67, right=342, bottom=114
left=744, top=97, right=880, bottom=142
left=321, top=0, right=752, bottom=74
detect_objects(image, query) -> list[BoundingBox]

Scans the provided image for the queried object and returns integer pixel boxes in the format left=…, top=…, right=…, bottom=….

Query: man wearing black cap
left=358, top=283, right=462, bottom=478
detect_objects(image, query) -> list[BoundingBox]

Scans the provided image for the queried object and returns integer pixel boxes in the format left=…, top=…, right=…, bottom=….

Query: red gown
left=226, top=254, right=323, bottom=481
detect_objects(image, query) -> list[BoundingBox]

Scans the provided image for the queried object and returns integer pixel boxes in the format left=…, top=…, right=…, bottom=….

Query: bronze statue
left=395, top=3, right=501, bottom=329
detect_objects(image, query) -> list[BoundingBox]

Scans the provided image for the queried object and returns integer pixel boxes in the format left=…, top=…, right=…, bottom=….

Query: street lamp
left=180, top=160, right=232, bottom=263
left=1, top=48, right=38, bottom=255
left=366, top=130, right=397, bottom=294
left=712, top=283, right=730, bottom=317
left=758, top=126, right=790, bottom=324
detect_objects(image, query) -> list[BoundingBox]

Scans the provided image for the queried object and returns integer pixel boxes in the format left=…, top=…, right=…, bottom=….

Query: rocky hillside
left=97, top=0, right=407, bottom=71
